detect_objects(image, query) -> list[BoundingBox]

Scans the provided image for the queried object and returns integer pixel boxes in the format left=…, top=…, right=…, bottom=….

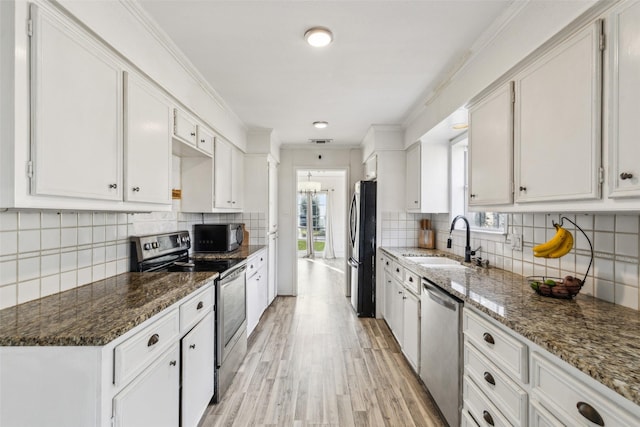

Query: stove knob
left=152, top=242, right=159, bottom=249
left=143, top=243, right=151, bottom=250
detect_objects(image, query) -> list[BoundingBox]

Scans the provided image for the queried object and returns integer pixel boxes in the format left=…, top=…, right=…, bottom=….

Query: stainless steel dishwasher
left=420, top=278, right=463, bottom=427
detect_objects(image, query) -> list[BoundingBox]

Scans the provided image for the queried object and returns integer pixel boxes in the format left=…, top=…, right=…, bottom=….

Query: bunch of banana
left=533, top=224, right=574, bottom=258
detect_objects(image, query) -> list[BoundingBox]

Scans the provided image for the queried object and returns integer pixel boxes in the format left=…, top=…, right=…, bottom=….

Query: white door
left=124, top=72, right=171, bottom=204
left=181, top=312, right=215, bottom=427
left=30, top=4, right=122, bottom=201
left=113, top=344, right=180, bottom=427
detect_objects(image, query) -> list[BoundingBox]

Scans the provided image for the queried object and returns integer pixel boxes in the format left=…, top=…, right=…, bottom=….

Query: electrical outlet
left=510, top=234, right=523, bottom=251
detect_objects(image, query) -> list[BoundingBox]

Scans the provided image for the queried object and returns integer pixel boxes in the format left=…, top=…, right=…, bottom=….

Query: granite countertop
left=191, top=244, right=266, bottom=260
left=381, top=247, right=640, bottom=407
left=0, top=272, right=217, bottom=347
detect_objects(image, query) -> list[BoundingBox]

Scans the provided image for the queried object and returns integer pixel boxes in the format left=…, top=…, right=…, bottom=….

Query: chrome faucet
left=447, top=215, right=473, bottom=262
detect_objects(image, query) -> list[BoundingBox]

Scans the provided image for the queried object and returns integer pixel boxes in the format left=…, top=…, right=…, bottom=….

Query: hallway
left=202, top=259, right=445, bottom=426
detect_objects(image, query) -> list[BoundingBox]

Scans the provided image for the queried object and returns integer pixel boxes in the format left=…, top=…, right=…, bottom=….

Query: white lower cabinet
left=246, top=249, right=268, bottom=337
left=113, top=344, right=180, bottom=427
left=382, top=259, right=420, bottom=372
left=463, top=307, right=640, bottom=427
left=181, top=311, right=215, bottom=427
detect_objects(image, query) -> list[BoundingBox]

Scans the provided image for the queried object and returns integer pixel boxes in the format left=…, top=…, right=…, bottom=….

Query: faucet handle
left=446, top=238, right=453, bottom=249
left=470, top=245, right=482, bottom=256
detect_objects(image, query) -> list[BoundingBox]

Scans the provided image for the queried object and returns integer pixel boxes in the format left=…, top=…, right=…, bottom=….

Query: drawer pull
left=196, top=301, right=204, bottom=310
left=482, top=410, right=495, bottom=426
left=483, top=371, right=496, bottom=386
left=409, top=277, right=413, bottom=282
left=147, top=333, right=160, bottom=347
left=169, top=360, right=177, bottom=366
left=189, top=344, right=196, bottom=349
left=483, top=332, right=495, bottom=345
left=396, top=268, right=400, bottom=273
left=577, top=402, right=604, bottom=426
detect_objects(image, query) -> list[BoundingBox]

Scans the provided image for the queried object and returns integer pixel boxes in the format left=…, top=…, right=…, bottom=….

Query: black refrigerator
left=348, top=180, right=376, bottom=317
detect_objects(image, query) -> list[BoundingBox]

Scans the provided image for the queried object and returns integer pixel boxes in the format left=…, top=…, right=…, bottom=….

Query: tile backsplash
left=0, top=210, right=266, bottom=309
left=380, top=212, right=432, bottom=247
left=428, top=212, right=640, bottom=311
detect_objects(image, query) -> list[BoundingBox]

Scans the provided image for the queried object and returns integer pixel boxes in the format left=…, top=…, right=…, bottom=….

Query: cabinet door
left=214, top=139, right=233, bottom=208
left=515, top=22, right=602, bottom=203
left=268, top=159, right=278, bottom=233
left=469, top=82, right=514, bottom=206
left=405, top=144, right=421, bottom=210
left=181, top=312, right=215, bottom=427
left=124, top=72, right=171, bottom=204
left=383, top=273, right=393, bottom=324
left=30, top=4, right=122, bottom=201
left=232, top=147, right=244, bottom=209
left=257, top=266, right=268, bottom=315
left=246, top=273, right=260, bottom=337
left=268, top=234, right=278, bottom=305
left=113, top=344, right=180, bottom=427
left=173, top=108, right=197, bottom=146
left=389, top=279, right=404, bottom=342
left=402, top=290, right=420, bottom=370
left=610, top=1, right=640, bottom=198
left=197, top=126, right=215, bottom=156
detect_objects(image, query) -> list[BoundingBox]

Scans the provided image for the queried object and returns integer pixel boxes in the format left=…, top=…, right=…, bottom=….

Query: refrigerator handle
left=348, top=257, right=359, bottom=268
left=349, top=194, right=357, bottom=247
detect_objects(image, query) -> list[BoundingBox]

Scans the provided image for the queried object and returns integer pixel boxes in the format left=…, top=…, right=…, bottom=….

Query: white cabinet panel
left=124, top=72, right=171, bottom=204
left=173, top=108, right=198, bottom=146
left=468, top=82, right=514, bottom=206
left=214, top=139, right=233, bottom=209
left=181, top=311, right=214, bottom=427
left=406, top=144, right=421, bottom=210
left=197, top=126, right=215, bottom=156
left=515, top=22, right=602, bottom=203
left=113, top=344, right=180, bottom=427
left=30, top=4, right=122, bottom=201
left=406, top=142, right=448, bottom=213
left=232, top=145, right=244, bottom=209
left=610, top=1, right=640, bottom=198
left=402, top=289, right=420, bottom=371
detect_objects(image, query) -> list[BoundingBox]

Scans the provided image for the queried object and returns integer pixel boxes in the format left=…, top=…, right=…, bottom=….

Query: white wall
left=278, top=147, right=362, bottom=295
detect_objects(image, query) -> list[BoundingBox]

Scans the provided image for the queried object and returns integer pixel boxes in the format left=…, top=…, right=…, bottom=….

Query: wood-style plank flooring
left=200, top=258, right=446, bottom=427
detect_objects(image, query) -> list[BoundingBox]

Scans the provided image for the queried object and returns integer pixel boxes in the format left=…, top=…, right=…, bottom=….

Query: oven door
left=216, top=265, right=247, bottom=366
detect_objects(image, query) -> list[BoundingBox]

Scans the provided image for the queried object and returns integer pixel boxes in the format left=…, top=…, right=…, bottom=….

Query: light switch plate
left=510, top=234, right=523, bottom=251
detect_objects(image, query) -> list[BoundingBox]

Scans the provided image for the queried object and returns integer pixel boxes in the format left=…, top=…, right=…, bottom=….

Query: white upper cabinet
left=405, top=141, right=448, bottom=213
left=124, top=72, right=172, bottom=204
left=173, top=108, right=198, bottom=147
left=197, top=126, right=215, bottom=156
left=609, top=1, right=640, bottom=198
left=214, top=138, right=243, bottom=210
left=30, top=4, right=122, bottom=201
left=468, top=82, right=514, bottom=206
left=514, top=21, right=603, bottom=203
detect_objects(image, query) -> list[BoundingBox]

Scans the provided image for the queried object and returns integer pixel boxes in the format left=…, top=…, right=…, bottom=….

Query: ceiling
left=138, top=0, right=514, bottom=146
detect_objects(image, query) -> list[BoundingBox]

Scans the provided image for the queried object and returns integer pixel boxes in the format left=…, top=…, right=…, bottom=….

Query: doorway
left=295, top=169, right=348, bottom=295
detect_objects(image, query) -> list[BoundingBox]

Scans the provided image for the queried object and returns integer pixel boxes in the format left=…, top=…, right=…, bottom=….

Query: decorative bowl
left=527, top=275, right=583, bottom=299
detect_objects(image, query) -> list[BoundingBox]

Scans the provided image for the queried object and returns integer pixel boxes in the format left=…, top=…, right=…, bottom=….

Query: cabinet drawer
left=464, top=375, right=511, bottom=427
left=403, top=268, right=421, bottom=295
left=173, top=108, right=197, bottom=145
left=391, top=261, right=403, bottom=281
left=196, top=126, right=215, bottom=155
left=529, top=399, right=564, bottom=427
left=531, top=352, right=640, bottom=426
left=463, top=308, right=528, bottom=383
left=381, top=254, right=392, bottom=272
left=180, top=284, right=214, bottom=334
left=461, top=409, right=480, bottom=427
left=114, top=309, right=180, bottom=386
left=464, top=339, right=527, bottom=426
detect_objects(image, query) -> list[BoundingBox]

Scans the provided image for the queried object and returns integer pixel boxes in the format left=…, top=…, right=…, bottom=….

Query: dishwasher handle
left=423, top=280, right=459, bottom=311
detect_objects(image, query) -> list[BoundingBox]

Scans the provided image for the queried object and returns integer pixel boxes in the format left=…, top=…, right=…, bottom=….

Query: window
left=450, top=134, right=507, bottom=233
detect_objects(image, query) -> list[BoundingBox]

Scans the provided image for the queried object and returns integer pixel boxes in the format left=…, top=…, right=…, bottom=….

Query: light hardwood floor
left=200, top=258, right=446, bottom=427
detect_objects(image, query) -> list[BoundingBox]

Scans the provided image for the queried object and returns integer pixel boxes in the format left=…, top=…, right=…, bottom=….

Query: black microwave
left=193, top=224, right=244, bottom=252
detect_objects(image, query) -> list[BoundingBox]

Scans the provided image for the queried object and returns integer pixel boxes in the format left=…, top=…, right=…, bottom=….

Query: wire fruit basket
left=527, top=217, right=593, bottom=300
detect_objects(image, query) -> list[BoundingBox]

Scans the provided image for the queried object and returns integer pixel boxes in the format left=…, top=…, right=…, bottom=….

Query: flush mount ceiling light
left=304, top=27, right=333, bottom=47
left=450, top=108, right=469, bottom=130
left=313, top=121, right=329, bottom=129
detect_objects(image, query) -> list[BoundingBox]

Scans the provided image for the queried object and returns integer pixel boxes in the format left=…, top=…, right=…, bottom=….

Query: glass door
left=297, top=191, right=327, bottom=258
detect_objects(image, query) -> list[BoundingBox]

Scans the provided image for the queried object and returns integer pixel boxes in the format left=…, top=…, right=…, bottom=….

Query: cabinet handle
left=402, top=296, right=407, bottom=300
left=232, top=201, right=236, bottom=204
left=483, top=371, right=496, bottom=386
left=396, top=268, right=400, bottom=273
left=132, top=186, right=140, bottom=192
left=227, top=200, right=232, bottom=203
left=620, top=172, right=633, bottom=180
left=109, top=183, right=117, bottom=189
left=519, top=186, right=527, bottom=191
left=190, top=132, right=195, bottom=136
left=196, top=301, right=204, bottom=310
left=576, top=402, right=605, bottom=426
left=147, top=333, right=159, bottom=347
left=482, top=410, right=495, bottom=426
left=260, top=258, right=263, bottom=261
left=169, top=360, right=177, bottom=366
left=201, top=139, right=206, bottom=143
left=189, top=344, right=196, bottom=350
left=483, top=332, right=495, bottom=345
left=414, top=200, right=419, bottom=204
left=409, top=277, right=413, bottom=282
left=398, top=291, right=403, bottom=295
left=470, top=194, right=477, bottom=199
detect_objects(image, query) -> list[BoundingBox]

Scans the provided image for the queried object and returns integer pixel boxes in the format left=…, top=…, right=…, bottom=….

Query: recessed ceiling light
left=313, top=121, right=329, bottom=129
left=305, top=27, right=333, bottom=47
